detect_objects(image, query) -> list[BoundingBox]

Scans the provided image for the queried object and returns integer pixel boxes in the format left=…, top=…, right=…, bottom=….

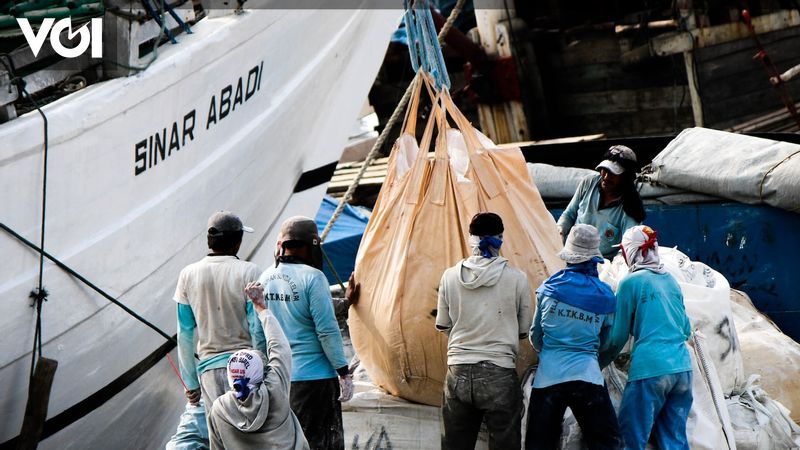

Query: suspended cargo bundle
left=349, top=73, right=563, bottom=406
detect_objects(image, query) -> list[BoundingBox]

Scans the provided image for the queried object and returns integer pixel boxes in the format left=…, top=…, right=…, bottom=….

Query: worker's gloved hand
left=245, top=282, right=266, bottom=310
left=338, top=374, right=354, bottom=402
left=185, top=388, right=201, bottom=406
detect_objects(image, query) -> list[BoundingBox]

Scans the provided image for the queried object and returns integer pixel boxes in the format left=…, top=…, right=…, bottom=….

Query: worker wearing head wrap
left=436, top=212, right=532, bottom=450
left=208, top=310, right=309, bottom=450
left=557, top=145, right=646, bottom=259
left=599, top=225, right=693, bottom=450
left=526, top=224, right=622, bottom=450
left=245, top=216, right=351, bottom=450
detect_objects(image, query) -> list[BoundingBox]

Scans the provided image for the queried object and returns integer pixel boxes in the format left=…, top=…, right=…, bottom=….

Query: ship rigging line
left=0, top=223, right=179, bottom=347
left=319, top=0, right=466, bottom=243
left=0, top=54, right=51, bottom=379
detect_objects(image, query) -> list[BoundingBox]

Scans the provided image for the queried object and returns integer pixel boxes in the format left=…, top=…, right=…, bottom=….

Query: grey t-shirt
left=173, top=255, right=260, bottom=360
left=436, top=256, right=532, bottom=368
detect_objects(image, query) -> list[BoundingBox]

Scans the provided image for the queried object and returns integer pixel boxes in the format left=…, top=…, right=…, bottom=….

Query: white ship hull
left=0, top=7, right=398, bottom=448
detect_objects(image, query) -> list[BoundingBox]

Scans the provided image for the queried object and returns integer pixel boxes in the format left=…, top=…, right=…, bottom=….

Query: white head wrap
left=620, top=225, right=665, bottom=274
left=226, top=349, right=265, bottom=400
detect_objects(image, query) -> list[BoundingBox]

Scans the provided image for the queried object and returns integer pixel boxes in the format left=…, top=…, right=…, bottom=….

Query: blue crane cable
left=404, top=0, right=451, bottom=90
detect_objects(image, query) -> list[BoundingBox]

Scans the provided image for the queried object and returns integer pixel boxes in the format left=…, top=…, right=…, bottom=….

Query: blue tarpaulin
left=315, top=196, right=371, bottom=286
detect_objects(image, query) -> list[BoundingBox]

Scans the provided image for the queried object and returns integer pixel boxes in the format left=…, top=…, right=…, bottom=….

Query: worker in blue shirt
left=245, top=216, right=352, bottom=450
left=527, top=224, right=622, bottom=450
left=599, top=225, right=693, bottom=450
left=557, top=145, right=645, bottom=259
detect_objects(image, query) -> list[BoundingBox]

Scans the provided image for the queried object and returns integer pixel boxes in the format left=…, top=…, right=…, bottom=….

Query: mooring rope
left=319, top=0, right=465, bottom=243
left=0, top=53, right=52, bottom=379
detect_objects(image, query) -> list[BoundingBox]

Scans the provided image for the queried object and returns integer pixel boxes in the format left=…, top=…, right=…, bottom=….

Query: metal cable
left=319, top=0, right=466, bottom=243
left=0, top=223, right=178, bottom=347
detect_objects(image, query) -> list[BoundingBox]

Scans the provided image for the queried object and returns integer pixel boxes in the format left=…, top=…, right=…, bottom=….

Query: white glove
left=244, top=282, right=266, bottom=309
left=338, top=374, right=354, bottom=402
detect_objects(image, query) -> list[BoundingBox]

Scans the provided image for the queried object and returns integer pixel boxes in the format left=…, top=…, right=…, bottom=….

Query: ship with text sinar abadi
left=0, top=1, right=402, bottom=447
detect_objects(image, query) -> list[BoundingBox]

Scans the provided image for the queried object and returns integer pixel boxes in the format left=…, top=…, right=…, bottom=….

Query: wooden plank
left=693, top=24, right=800, bottom=64
left=328, top=176, right=387, bottom=190
left=554, top=60, right=687, bottom=94
left=560, top=35, right=622, bottom=68
left=652, top=10, right=800, bottom=56
left=18, top=357, right=58, bottom=450
left=695, top=31, right=800, bottom=82
left=335, top=156, right=390, bottom=170
left=331, top=166, right=389, bottom=177
left=684, top=51, right=704, bottom=126
left=703, top=88, right=797, bottom=127
left=494, top=134, right=605, bottom=148
left=556, top=86, right=692, bottom=115
left=556, top=109, right=694, bottom=138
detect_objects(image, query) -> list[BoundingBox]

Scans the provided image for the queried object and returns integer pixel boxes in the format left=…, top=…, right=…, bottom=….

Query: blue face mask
left=232, top=377, right=251, bottom=400
left=478, top=235, right=503, bottom=258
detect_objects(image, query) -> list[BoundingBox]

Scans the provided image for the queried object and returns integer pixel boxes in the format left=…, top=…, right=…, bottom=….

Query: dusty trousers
left=526, top=380, right=622, bottom=450
left=441, top=362, right=523, bottom=450
left=290, top=377, right=344, bottom=450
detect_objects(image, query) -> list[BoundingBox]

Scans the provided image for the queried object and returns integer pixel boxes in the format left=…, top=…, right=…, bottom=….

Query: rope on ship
left=319, top=0, right=464, bottom=243
left=1, top=30, right=188, bottom=450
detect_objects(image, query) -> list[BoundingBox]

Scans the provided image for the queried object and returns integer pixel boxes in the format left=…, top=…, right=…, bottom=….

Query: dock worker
left=435, top=212, right=532, bottom=450
left=245, top=216, right=352, bottom=450
left=527, top=224, right=622, bottom=450
left=207, top=294, right=310, bottom=450
left=599, top=225, right=693, bottom=450
left=174, top=211, right=266, bottom=422
left=557, top=145, right=645, bottom=259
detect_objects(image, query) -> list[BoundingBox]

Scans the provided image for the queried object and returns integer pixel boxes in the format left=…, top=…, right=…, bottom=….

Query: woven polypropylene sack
left=349, top=78, right=563, bottom=406
left=647, top=127, right=800, bottom=213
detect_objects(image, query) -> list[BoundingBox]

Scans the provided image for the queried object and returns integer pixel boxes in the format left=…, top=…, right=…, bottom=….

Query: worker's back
left=436, top=255, right=531, bottom=369
left=617, top=269, right=692, bottom=381
left=175, top=255, right=260, bottom=359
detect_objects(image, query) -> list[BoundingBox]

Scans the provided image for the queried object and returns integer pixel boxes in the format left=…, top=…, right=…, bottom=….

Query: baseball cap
left=596, top=145, right=637, bottom=175
left=277, top=216, right=320, bottom=246
left=207, top=211, right=254, bottom=237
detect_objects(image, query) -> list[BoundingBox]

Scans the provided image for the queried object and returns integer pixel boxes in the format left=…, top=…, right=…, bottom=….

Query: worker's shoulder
left=235, top=259, right=260, bottom=273
left=619, top=269, right=669, bottom=290
left=441, top=262, right=459, bottom=276
left=579, top=172, right=601, bottom=188
left=502, top=263, right=529, bottom=283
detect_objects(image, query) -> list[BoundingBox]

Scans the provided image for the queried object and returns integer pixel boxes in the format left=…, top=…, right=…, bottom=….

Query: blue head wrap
left=478, top=235, right=503, bottom=258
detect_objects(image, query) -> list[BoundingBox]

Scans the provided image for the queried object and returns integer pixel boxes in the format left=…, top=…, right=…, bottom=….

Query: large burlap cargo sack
left=729, top=289, right=800, bottom=422
left=350, top=76, right=563, bottom=406
left=646, top=127, right=800, bottom=213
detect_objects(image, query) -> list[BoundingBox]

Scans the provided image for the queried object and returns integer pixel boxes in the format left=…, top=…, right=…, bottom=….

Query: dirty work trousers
left=290, top=377, right=344, bottom=450
left=441, top=361, right=522, bottom=450
left=526, top=380, right=622, bottom=450
left=199, top=368, right=228, bottom=417
left=618, top=371, right=693, bottom=450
